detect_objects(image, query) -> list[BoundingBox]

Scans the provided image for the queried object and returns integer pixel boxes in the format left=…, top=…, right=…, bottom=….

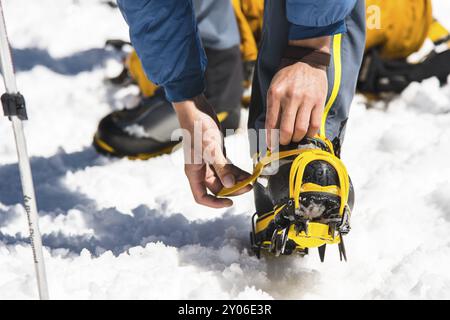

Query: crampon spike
left=269, top=229, right=278, bottom=254
left=338, top=232, right=347, bottom=262
left=280, top=227, right=289, bottom=254
left=318, top=244, right=326, bottom=262
left=330, top=224, right=336, bottom=240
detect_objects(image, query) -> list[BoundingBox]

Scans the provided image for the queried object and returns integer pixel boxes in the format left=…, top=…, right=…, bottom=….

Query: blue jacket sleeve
left=286, top=0, right=357, bottom=40
left=117, top=0, right=206, bottom=102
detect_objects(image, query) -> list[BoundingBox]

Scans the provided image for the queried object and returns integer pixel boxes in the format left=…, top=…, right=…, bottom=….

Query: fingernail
left=223, top=174, right=235, bottom=188
left=224, top=199, right=233, bottom=207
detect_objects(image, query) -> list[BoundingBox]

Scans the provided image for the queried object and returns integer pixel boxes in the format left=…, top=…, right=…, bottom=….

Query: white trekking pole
left=0, top=1, right=49, bottom=300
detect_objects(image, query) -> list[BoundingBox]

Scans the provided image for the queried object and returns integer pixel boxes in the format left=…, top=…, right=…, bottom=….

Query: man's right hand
left=266, top=36, right=331, bottom=149
left=173, top=95, right=252, bottom=208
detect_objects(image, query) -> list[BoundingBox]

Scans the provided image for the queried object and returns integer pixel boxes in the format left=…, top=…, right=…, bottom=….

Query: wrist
left=173, top=99, right=196, bottom=113
left=172, top=94, right=210, bottom=111
left=173, top=94, right=220, bottom=129
left=173, top=98, right=200, bottom=130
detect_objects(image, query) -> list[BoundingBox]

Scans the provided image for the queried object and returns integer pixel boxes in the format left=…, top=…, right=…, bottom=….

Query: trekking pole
left=0, top=1, right=49, bottom=300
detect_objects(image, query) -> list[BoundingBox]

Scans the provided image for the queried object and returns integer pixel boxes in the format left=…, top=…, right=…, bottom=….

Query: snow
left=1, top=0, right=450, bottom=299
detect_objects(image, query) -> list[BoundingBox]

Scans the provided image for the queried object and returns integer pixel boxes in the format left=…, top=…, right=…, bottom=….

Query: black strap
left=281, top=45, right=331, bottom=69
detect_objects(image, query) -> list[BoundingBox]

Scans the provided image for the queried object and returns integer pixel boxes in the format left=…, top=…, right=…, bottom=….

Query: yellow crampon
left=220, top=136, right=352, bottom=261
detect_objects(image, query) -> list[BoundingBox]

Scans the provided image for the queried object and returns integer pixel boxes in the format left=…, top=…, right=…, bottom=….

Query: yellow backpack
left=232, top=0, right=264, bottom=62
left=365, top=0, right=448, bottom=59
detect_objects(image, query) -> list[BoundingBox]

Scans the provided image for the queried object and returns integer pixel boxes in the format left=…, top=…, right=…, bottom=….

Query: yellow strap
left=218, top=136, right=337, bottom=197
left=218, top=148, right=312, bottom=197
left=255, top=206, right=284, bottom=233
left=289, top=149, right=349, bottom=215
left=300, top=183, right=340, bottom=195
left=320, top=34, right=342, bottom=138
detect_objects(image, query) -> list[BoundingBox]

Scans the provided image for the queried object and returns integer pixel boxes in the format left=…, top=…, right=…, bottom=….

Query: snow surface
left=1, top=0, right=450, bottom=300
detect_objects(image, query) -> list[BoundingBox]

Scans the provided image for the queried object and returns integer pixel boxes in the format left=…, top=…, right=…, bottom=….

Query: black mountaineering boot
left=93, top=89, right=241, bottom=159
left=94, top=45, right=244, bottom=159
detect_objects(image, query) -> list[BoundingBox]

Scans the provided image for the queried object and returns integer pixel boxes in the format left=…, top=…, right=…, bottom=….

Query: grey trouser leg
left=248, top=0, right=366, bottom=156
left=193, top=0, right=240, bottom=50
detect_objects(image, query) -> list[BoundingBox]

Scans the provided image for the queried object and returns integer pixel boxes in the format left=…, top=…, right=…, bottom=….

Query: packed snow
left=1, top=0, right=450, bottom=299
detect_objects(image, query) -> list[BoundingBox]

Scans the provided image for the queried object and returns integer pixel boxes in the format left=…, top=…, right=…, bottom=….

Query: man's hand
left=173, top=95, right=252, bottom=208
left=266, top=36, right=330, bottom=149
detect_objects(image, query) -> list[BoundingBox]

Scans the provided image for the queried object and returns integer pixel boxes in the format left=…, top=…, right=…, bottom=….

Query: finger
left=204, top=134, right=253, bottom=192
left=212, top=157, right=254, bottom=193
left=227, top=165, right=253, bottom=196
left=205, top=140, right=237, bottom=189
left=205, top=164, right=252, bottom=199
left=279, top=98, right=298, bottom=145
left=292, top=102, right=313, bottom=142
left=206, top=176, right=252, bottom=197
left=266, top=85, right=282, bottom=149
left=207, top=144, right=236, bottom=188
left=307, top=104, right=323, bottom=138
left=195, top=194, right=233, bottom=208
left=228, top=183, right=253, bottom=196
left=185, top=164, right=232, bottom=208
left=204, top=165, right=225, bottom=194
left=212, top=161, right=238, bottom=189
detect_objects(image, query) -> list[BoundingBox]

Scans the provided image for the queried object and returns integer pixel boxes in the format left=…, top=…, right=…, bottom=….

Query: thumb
left=210, top=151, right=235, bottom=189
left=202, top=132, right=235, bottom=188
left=213, top=162, right=236, bottom=189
